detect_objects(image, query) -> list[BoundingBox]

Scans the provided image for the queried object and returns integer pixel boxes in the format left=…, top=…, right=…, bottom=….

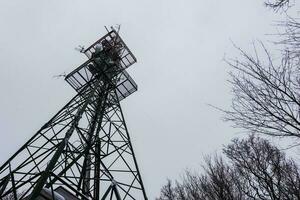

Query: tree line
left=157, top=135, right=300, bottom=200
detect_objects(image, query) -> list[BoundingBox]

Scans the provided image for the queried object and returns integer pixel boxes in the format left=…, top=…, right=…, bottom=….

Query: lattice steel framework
left=0, top=29, right=147, bottom=200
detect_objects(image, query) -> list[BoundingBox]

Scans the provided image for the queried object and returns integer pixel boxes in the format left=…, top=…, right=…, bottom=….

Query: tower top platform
left=65, top=29, right=138, bottom=101
left=84, top=30, right=137, bottom=69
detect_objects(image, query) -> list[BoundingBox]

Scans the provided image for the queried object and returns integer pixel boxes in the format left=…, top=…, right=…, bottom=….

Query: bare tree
left=156, top=157, right=240, bottom=200
left=157, top=135, right=300, bottom=200
left=224, top=42, right=300, bottom=139
left=277, top=17, right=300, bottom=59
left=157, top=180, right=177, bottom=200
left=223, top=0, right=300, bottom=142
left=199, top=157, right=242, bottom=200
left=224, top=135, right=300, bottom=200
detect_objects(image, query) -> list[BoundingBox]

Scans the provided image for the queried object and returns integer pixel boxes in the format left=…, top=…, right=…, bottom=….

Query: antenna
left=112, top=24, right=121, bottom=34
left=75, top=45, right=85, bottom=53
left=52, top=72, right=66, bottom=79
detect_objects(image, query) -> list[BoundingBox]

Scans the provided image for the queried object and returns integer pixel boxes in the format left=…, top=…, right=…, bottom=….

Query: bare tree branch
left=224, top=41, right=300, bottom=139
left=264, top=0, right=292, bottom=11
left=157, top=136, right=300, bottom=200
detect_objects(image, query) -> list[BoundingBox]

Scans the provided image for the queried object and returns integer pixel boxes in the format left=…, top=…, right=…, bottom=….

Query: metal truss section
left=0, top=87, right=147, bottom=199
left=0, top=28, right=147, bottom=200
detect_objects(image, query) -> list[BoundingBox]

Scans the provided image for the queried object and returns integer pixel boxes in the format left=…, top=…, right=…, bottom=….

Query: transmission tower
left=0, top=28, right=148, bottom=200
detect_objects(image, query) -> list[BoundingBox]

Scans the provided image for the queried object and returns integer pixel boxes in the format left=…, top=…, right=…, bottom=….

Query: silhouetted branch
left=275, top=17, right=300, bottom=59
left=264, top=0, right=292, bottom=11
left=225, top=42, right=300, bottom=138
left=157, top=136, right=300, bottom=200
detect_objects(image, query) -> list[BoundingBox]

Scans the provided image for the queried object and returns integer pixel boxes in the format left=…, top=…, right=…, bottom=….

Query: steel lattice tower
left=0, top=29, right=147, bottom=200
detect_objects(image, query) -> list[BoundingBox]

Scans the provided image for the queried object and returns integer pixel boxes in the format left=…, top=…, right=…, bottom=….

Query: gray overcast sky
left=0, top=0, right=292, bottom=198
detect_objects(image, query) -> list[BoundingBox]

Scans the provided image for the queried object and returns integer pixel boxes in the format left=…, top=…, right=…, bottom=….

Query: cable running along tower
left=0, top=28, right=148, bottom=200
